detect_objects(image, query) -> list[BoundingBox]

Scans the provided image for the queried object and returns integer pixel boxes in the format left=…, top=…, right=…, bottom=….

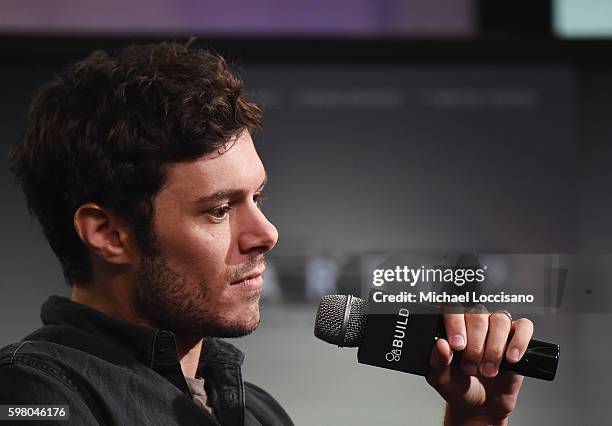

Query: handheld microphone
left=314, top=293, right=559, bottom=381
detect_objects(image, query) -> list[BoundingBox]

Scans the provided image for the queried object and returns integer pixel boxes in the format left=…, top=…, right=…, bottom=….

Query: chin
left=215, top=320, right=259, bottom=338
left=240, top=307, right=261, bottom=332
left=211, top=306, right=260, bottom=338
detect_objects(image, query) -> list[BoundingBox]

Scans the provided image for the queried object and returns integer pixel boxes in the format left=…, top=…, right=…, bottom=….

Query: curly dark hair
left=8, top=41, right=262, bottom=287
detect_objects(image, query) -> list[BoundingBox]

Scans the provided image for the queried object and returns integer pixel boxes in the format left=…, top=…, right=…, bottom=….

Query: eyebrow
left=192, top=174, right=267, bottom=206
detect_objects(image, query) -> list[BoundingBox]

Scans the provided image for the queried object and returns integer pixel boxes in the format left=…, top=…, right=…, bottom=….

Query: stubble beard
left=133, top=251, right=265, bottom=338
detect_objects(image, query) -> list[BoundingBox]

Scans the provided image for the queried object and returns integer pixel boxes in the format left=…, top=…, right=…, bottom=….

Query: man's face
left=133, top=131, right=278, bottom=337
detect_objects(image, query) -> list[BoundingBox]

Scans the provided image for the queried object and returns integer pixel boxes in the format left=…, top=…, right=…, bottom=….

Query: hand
left=425, top=305, right=534, bottom=425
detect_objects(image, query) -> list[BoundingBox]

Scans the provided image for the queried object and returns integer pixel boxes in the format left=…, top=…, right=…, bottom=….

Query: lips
left=230, top=267, right=265, bottom=285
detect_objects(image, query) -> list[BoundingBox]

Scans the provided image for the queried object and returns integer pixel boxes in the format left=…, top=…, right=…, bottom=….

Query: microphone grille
left=314, top=295, right=367, bottom=347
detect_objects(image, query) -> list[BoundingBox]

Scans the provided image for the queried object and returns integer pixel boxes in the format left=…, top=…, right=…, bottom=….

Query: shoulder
left=244, top=381, right=294, bottom=426
left=0, top=340, right=101, bottom=424
left=0, top=340, right=80, bottom=391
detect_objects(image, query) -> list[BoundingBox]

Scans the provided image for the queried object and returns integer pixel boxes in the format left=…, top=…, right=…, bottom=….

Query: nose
left=237, top=204, right=279, bottom=255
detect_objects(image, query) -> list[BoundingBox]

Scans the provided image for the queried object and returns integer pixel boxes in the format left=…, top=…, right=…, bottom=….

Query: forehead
left=160, top=132, right=264, bottom=199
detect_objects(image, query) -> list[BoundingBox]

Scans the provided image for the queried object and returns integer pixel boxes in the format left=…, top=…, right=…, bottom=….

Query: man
left=2, top=41, right=533, bottom=425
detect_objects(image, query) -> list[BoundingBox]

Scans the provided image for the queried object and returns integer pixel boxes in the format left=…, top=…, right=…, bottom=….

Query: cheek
left=157, top=220, right=231, bottom=276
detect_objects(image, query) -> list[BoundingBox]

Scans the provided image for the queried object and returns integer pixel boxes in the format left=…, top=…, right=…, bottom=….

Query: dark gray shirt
left=0, top=296, right=293, bottom=425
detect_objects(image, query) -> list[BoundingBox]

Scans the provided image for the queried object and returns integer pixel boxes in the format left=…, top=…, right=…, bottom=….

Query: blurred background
left=2, top=0, right=612, bottom=424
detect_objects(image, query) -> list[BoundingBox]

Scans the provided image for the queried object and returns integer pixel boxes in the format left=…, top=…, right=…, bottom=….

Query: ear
left=73, top=203, right=138, bottom=265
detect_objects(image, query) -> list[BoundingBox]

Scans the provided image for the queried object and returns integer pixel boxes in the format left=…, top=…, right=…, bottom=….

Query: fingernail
left=509, top=347, right=520, bottom=362
left=482, top=362, right=497, bottom=377
left=450, top=334, right=465, bottom=348
left=464, top=363, right=478, bottom=376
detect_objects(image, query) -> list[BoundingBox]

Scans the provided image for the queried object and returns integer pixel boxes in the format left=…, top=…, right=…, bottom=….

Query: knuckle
left=489, top=313, right=512, bottom=329
left=463, top=345, right=484, bottom=361
left=468, top=304, right=488, bottom=315
left=466, top=315, right=489, bottom=332
left=514, top=318, right=534, bottom=335
left=445, top=314, right=465, bottom=328
left=443, top=304, right=465, bottom=316
left=475, top=303, right=488, bottom=312
left=516, top=317, right=533, bottom=328
left=485, top=345, right=505, bottom=362
left=498, top=396, right=517, bottom=417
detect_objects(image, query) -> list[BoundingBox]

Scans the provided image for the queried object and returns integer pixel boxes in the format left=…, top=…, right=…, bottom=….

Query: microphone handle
left=437, top=321, right=559, bottom=381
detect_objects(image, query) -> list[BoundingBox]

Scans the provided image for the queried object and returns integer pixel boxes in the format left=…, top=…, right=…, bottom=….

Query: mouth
left=230, top=266, right=266, bottom=286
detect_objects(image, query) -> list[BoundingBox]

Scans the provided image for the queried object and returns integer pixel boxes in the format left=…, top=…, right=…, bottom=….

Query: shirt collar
left=40, top=295, right=245, bottom=369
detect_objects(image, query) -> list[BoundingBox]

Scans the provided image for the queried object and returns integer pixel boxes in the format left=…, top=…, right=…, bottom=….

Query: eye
left=253, top=193, right=268, bottom=210
left=206, top=204, right=232, bottom=222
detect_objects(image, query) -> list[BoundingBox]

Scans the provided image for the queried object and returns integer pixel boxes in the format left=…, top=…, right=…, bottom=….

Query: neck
left=70, top=267, right=142, bottom=324
left=176, top=337, right=204, bottom=378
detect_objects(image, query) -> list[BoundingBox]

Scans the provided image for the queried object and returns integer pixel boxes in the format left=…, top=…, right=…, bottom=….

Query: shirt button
left=226, top=390, right=238, bottom=403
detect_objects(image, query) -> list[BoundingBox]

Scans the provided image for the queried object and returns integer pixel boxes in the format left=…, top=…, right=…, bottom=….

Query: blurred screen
left=0, top=0, right=476, bottom=36
left=554, top=0, right=612, bottom=38
left=243, top=63, right=577, bottom=300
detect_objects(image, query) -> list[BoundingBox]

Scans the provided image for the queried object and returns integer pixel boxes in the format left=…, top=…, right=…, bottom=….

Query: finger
left=461, top=304, right=489, bottom=376
left=427, top=342, right=471, bottom=401
left=506, top=318, right=534, bottom=363
left=442, top=306, right=467, bottom=351
left=430, top=338, right=453, bottom=369
left=427, top=339, right=458, bottom=394
left=480, top=311, right=513, bottom=377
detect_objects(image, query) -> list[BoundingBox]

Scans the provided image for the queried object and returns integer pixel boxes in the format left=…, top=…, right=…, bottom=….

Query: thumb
left=431, top=338, right=453, bottom=369
left=426, top=339, right=454, bottom=390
